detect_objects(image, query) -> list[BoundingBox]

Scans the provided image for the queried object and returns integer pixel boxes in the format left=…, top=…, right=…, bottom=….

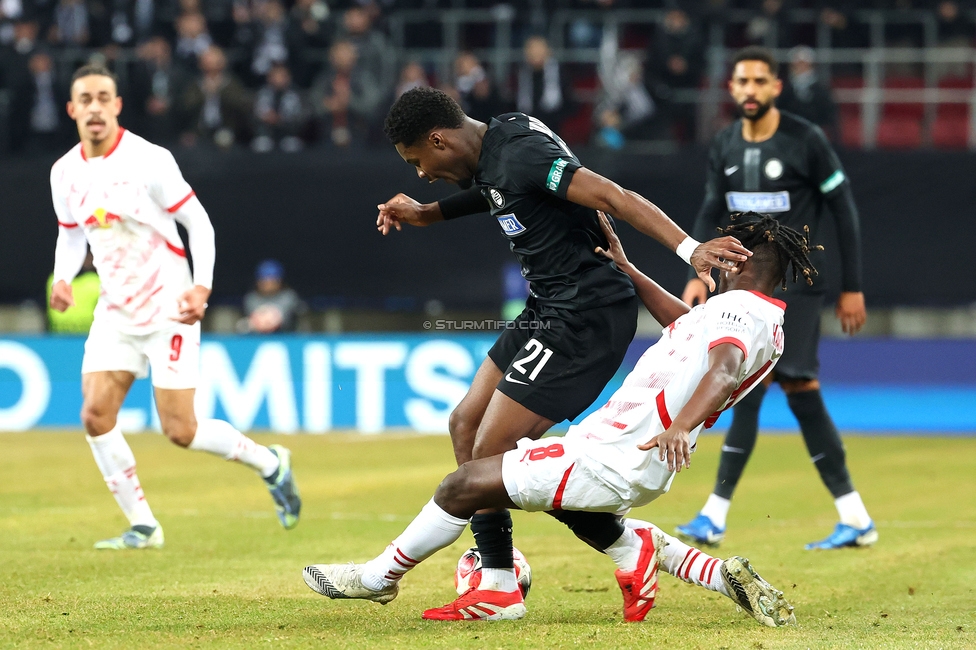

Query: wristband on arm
left=676, top=236, right=700, bottom=265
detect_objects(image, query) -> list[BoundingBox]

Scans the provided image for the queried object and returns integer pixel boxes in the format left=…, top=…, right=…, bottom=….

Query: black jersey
left=692, top=111, right=863, bottom=294
left=474, top=112, right=635, bottom=310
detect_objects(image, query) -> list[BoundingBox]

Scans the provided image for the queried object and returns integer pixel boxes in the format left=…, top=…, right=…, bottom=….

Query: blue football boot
left=805, top=522, right=878, bottom=550
left=265, top=445, right=301, bottom=530
left=675, top=512, right=725, bottom=546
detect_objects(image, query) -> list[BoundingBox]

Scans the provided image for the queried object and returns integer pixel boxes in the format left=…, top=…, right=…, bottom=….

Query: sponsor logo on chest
left=497, top=213, right=527, bottom=236
left=725, top=191, right=791, bottom=213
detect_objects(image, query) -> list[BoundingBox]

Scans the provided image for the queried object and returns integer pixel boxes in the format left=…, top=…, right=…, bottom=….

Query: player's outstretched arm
left=682, top=141, right=729, bottom=306
left=565, top=168, right=751, bottom=291
left=376, top=188, right=489, bottom=235
left=593, top=211, right=689, bottom=326
left=637, top=344, right=743, bottom=472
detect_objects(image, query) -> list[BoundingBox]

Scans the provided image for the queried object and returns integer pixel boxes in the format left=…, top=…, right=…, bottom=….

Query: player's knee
left=435, top=465, right=475, bottom=512
left=779, top=378, right=820, bottom=394
left=80, top=401, right=115, bottom=434
left=449, top=404, right=480, bottom=440
left=449, top=406, right=480, bottom=464
left=160, top=414, right=197, bottom=447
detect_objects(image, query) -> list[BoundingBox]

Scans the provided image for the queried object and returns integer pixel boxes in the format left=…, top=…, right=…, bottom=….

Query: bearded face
left=728, top=60, right=782, bottom=122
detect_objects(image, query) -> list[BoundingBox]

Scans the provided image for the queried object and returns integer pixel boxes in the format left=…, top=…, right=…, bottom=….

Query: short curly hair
left=384, top=87, right=465, bottom=147
left=731, top=46, right=779, bottom=78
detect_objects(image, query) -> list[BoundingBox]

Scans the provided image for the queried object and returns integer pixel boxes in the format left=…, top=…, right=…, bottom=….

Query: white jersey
left=554, top=289, right=786, bottom=508
left=51, top=129, right=197, bottom=334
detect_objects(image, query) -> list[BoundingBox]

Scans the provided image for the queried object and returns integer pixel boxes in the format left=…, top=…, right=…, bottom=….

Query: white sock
left=479, top=567, right=518, bottom=593
left=605, top=526, right=642, bottom=571
left=361, top=499, right=468, bottom=590
left=621, top=520, right=727, bottom=595
left=700, top=493, right=731, bottom=530
left=188, top=419, right=280, bottom=478
left=656, top=526, right=728, bottom=596
left=835, top=491, right=872, bottom=529
left=87, top=425, right=157, bottom=529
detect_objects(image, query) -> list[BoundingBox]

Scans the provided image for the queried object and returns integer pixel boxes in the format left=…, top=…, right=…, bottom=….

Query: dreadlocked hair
left=719, top=211, right=823, bottom=290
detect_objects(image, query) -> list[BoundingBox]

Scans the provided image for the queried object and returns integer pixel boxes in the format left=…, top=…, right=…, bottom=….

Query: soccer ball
left=454, top=547, right=532, bottom=598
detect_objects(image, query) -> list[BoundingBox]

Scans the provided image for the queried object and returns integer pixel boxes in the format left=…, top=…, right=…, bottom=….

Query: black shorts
left=488, top=295, right=639, bottom=422
left=773, top=290, right=823, bottom=380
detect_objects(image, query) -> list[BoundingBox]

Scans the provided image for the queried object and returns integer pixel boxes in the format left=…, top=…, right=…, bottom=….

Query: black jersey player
left=373, top=87, right=750, bottom=619
left=676, top=47, right=876, bottom=551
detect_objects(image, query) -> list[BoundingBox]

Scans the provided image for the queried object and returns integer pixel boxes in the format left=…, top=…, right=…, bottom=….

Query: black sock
left=787, top=389, right=855, bottom=498
left=713, top=383, right=767, bottom=499
left=547, top=510, right=626, bottom=552
left=470, top=511, right=514, bottom=569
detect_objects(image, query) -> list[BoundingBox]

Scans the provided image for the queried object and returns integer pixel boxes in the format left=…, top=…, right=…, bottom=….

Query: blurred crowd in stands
left=0, top=0, right=974, bottom=156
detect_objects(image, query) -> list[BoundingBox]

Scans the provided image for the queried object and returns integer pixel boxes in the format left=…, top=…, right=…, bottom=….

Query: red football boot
left=614, top=526, right=666, bottom=622
left=422, top=587, right=526, bottom=621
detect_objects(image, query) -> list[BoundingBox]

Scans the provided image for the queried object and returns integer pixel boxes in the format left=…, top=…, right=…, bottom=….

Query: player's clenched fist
left=376, top=193, right=441, bottom=235
left=50, top=280, right=75, bottom=312
left=173, top=285, right=211, bottom=324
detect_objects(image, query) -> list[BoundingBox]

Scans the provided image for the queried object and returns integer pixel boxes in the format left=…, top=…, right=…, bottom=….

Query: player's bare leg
left=448, top=357, right=502, bottom=466
left=464, top=390, right=552, bottom=599
left=303, top=457, right=529, bottom=620
left=154, top=387, right=301, bottom=529
left=83, top=371, right=163, bottom=549
left=81, top=371, right=135, bottom=437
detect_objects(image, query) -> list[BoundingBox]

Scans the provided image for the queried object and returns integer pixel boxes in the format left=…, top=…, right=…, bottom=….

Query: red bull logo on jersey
left=84, top=207, right=122, bottom=228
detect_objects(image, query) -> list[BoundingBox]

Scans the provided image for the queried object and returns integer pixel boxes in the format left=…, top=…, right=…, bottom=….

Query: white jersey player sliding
left=304, top=211, right=813, bottom=626
left=49, top=64, right=301, bottom=549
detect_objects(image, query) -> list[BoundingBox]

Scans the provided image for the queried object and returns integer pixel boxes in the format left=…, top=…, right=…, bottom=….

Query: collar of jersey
left=747, top=290, right=787, bottom=311
left=81, top=127, right=126, bottom=161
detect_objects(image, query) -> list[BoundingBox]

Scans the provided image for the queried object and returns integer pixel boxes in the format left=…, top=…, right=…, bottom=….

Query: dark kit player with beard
left=368, top=87, right=751, bottom=620
left=676, top=47, right=876, bottom=551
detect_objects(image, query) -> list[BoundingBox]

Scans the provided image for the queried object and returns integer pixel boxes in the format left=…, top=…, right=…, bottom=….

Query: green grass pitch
left=1, top=431, right=974, bottom=649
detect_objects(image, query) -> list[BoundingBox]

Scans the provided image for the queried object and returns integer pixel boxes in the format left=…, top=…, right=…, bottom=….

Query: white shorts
left=501, top=435, right=677, bottom=515
left=82, top=320, right=201, bottom=390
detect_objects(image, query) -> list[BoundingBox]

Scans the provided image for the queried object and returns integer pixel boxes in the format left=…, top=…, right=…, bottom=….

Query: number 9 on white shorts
left=82, top=320, right=201, bottom=390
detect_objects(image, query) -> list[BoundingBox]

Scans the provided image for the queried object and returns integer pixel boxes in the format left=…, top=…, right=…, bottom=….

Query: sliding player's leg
left=621, top=519, right=795, bottom=627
